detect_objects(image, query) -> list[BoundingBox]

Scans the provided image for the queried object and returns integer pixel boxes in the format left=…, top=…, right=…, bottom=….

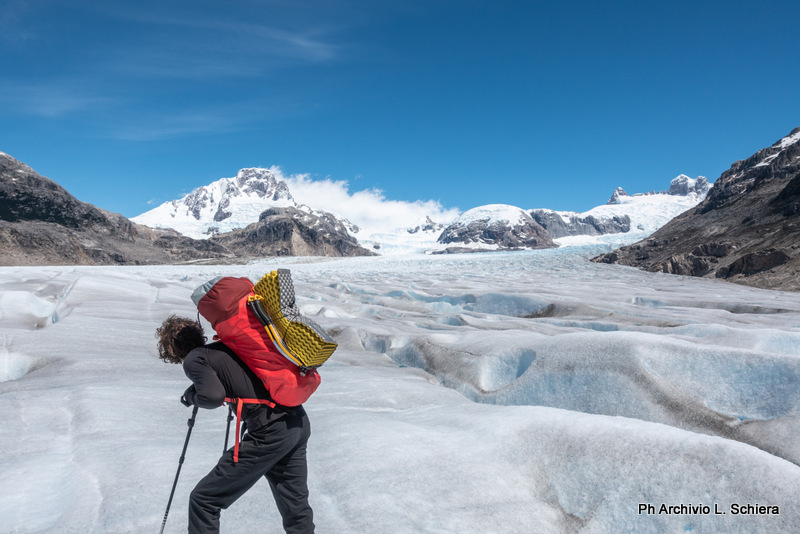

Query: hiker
left=156, top=314, right=315, bottom=534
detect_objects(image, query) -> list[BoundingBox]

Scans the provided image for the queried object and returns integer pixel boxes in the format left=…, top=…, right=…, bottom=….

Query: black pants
left=188, top=410, right=314, bottom=534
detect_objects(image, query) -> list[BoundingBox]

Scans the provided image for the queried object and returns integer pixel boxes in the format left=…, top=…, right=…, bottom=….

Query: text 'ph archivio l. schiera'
left=638, top=503, right=779, bottom=516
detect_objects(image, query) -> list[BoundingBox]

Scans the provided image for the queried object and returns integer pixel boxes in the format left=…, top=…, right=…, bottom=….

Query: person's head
left=156, top=314, right=207, bottom=364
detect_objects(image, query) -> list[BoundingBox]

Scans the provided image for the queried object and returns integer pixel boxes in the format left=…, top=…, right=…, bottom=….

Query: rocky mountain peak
left=233, top=168, right=295, bottom=203
left=608, top=187, right=629, bottom=205
left=668, top=175, right=710, bottom=197
left=132, top=167, right=298, bottom=238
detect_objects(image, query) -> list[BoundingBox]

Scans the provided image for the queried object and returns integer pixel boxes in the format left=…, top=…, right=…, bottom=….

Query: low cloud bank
left=273, top=167, right=461, bottom=235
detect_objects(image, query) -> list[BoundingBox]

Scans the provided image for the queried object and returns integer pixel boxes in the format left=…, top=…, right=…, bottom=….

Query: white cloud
left=271, top=167, right=461, bottom=235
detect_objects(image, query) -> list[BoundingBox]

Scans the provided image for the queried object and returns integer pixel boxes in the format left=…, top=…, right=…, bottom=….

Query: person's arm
left=182, top=348, right=226, bottom=408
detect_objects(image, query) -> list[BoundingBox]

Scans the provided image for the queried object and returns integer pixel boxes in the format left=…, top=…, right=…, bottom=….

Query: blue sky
left=1, top=0, right=798, bottom=219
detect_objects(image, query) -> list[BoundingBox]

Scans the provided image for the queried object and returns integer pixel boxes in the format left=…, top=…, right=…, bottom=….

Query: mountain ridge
left=0, top=153, right=372, bottom=265
left=0, top=148, right=712, bottom=262
left=593, top=127, right=800, bottom=291
left=0, top=151, right=235, bottom=265
left=133, top=164, right=711, bottom=254
left=7, top=124, right=798, bottom=291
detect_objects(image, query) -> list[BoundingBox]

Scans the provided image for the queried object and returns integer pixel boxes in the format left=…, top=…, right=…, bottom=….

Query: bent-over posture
left=156, top=315, right=315, bottom=534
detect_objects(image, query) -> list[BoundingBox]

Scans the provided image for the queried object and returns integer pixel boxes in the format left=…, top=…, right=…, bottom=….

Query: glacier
left=1, top=246, right=798, bottom=533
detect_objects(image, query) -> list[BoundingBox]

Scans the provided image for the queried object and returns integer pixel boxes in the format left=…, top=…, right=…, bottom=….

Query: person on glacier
left=156, top=314, right=315, bottom=534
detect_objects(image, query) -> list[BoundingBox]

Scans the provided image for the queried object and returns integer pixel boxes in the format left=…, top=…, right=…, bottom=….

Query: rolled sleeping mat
left=250, top=269, right=337, bottom=369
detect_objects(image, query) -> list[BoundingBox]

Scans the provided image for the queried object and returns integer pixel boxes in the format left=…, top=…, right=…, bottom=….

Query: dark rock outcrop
left=211, top=206, right=375, bottom=258
left=593, top=127, right=800, bottom=291
left=530, top=210, right=631, bottom=239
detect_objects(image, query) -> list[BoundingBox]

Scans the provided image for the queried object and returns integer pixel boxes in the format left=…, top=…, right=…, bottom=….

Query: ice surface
left=1, top=248, right=799, bottom=533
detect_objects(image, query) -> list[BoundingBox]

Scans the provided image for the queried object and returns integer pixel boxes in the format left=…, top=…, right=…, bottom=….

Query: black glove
left=181, top=385, right=197, bottom=407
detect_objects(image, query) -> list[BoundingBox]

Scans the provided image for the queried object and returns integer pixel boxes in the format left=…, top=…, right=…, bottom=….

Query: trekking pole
left=223, top=402, right=234, bottom=453
left=159, top=405, right=199, bottom=534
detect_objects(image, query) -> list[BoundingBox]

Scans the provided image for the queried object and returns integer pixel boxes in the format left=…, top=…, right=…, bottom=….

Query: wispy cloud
left=107, top=28, right=342, bottom=81
left=0, top=76, right=313, bottom=141
left=106, top=110, right=246, bottom=142
left=0, top=2, right=366, bottom=140
left=0, top=0, right=38, bottom=44
left=80, top=3, right=348, bottom=80
left=0, top=82, right=121, bottom=118
left=100, top=93, right=310, bottom=141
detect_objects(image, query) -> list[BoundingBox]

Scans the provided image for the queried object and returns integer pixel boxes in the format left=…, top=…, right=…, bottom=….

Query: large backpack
left=191, top=269, right=337, bottom=407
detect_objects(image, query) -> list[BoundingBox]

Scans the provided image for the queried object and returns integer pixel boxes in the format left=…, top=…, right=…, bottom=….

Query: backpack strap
left=224, top=397, right=277, bottom=462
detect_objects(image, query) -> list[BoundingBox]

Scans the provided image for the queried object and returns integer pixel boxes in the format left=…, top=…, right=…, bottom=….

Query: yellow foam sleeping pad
left=250, top=269, right=337, bottom=369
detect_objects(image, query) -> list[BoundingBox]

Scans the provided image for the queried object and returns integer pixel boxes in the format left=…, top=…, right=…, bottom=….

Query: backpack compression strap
left=224, top=397, right=277, bottom=462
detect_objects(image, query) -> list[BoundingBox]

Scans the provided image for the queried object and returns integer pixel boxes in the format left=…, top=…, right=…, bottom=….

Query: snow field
left=1, top=248, right=799, bottom=533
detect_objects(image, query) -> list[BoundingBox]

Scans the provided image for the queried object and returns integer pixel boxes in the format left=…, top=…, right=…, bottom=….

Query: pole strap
left=223, top=397, right=276, bottom=462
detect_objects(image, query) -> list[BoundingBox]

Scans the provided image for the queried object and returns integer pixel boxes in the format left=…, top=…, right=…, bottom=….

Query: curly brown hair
left=156, top=315, right=207, bottom=364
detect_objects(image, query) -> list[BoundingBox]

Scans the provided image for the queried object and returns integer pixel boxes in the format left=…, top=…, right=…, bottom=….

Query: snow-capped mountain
left=132, top=167, right=297, bottom=238
left=132, top=166, right=711, bottom=255
left=434, top=175, right=711, bottom=252
left=132, top=167, right=451, bottom=254
left=436, top=204, right=554, bottom=252
left=536, top=175, right=711, bottom=248
left=132, top=167, right=369, bottom=250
